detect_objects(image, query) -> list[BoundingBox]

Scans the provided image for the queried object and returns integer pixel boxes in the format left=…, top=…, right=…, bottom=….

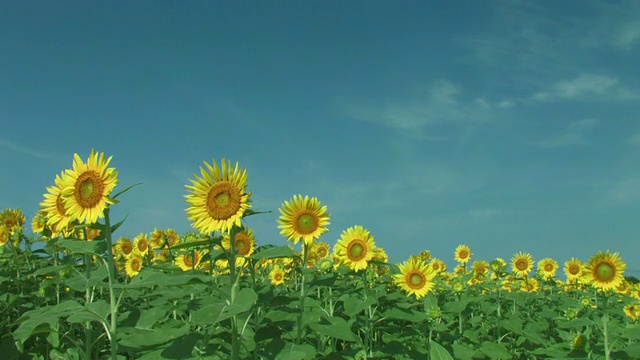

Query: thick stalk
left=103, top=209, right=119, bottom=360
left=296, top=242, right=309, bottom=344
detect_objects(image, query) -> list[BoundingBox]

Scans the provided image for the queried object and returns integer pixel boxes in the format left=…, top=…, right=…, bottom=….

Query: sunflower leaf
left=249, top=245, right=296, bottom=260
left=111, top=182, right=143, bottom=200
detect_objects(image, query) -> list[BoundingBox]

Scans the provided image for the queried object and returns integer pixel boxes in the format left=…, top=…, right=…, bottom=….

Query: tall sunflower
left=133, top=233, right=150, bottom=257
left=454, top=244, right=472, bottom=264
left=185, top=159, right=251, bottom=234
left=511, top=252, right=533, bottom=278
left=394, top=257, right=436, bottom=299
left=40, top=172, right=74, bottom=234
left=60, top=150, right=119, bottom=224
left=270, top=266, right=286, bottom=286
left=583, top=250, right=626, bottom=291
left=125, top=255, right=143, bottom=278
left=0, top=208, right=26, bottom=235
left=333, top=225, right=375, bottom=272
left=278, top=195, right=330, bottom=246
left=538, top=258, right=558, bottom=280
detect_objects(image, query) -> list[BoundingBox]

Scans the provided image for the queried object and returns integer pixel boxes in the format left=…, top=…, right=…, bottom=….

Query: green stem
left=602, top=293, right=610, bottom=360
left=103, top=208, right=119, bottom=360
left=296, top=242, right=309, bottom=345
left=229, top=227, right=240, bottom=360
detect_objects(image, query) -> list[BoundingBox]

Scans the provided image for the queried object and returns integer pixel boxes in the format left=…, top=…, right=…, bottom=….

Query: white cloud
left=0, top=137, right=52, bottom=159
left=616, top=21, right=640, bottom=48
left=532, top=119, right=598, bottom=148
left=531, top=74, right=627, bottom=101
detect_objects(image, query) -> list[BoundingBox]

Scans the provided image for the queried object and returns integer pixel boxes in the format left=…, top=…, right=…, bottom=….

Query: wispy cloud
left=342, top=80, right=505, bottom=133
left=532, top=74, right=637, bottom=102
left=531, top=119, right=598, bottom=148
left=0, top=137, right=52, bottom=159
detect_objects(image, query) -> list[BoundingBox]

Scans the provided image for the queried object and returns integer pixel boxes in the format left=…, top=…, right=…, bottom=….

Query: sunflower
left=333, top=225, right=375, bottom=272
left=418, top=250, right=431, bottom=262
left=0, top=208, right=26, bottom=235
left=31, top=211, right=46, bottom=234
left=564, top=258, right=583, bottom=281
left=125, top=255, right=143, bottom=278
left=114, top=237, right=134, bottom=259
left=583, top=251, right=626, bottom=291
left=176, top=251, right=202, bottom=271
left=313, top=241, right=330, bottom=259
left=511, top=252, right=533, bottom=278
left=429, top=258, right=447, bottom=274
left=40, top=172, right=75, bottom=232
left=472, top=260, right=490, bottom=277
left=393, top=257, right=436, bottom=299
left=0, top=226, right=9, bottom=246
left=185, top=159, right=251, bottom=234
left=521, top=277, right=540, bottom=293
left=537, top=258, right=558, bottom=280
left=133, top=233, right=150, bottom=257
left=277, top=195, right=330, bottom=246
left=624, top=304, right=640, bottom=321
left=165, top=229, right=181, bottom=247
left=149, top=228, right=165, bottom=249
left=60, top=150, right=119, bottom=224
left=454, top=244, right=472, bottom=264
left=217, top=229, right=256, bottom=269
left=270, top=266, right=286, bottom=286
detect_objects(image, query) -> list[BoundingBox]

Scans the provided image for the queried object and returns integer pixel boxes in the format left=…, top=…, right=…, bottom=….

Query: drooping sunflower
left=164, top=229, right=181, bottom=247
left=538, top=258, right=559, bottom=280
left=564, top=258, right=583, bottom=281
left=583, top=251, right=626, bottom=291
left=176, top=251, right=202, bottom=271
left=333, top=225, right=375, bottom=272
left=0, top=208, right=26, bottom=235
left=133, top=233, right=150, bottom=257
left=0, top=226, right=9, bottom=246
left=31, top=211, right=46, bottom=234
left=511, top=252, right=534, bottom=278
left=394, top=257, right=436, bottom=299
left=185, top=159, right=251, bottom=234
left=60, top=150, right=119, bottom=224
left=277, top=195, right=330, bottom=246
left=454, top=244, right=472, bottom=264
left=125, top=255, right=143, bottom=278
left=149, top=228, right=165, bottom=249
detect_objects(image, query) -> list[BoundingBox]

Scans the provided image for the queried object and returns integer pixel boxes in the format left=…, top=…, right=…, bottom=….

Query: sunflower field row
left=1, top=150, right=639, bottom=359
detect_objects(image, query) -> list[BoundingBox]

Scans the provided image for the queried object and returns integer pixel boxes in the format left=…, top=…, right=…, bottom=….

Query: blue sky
left=1, top=1, right=639, bottom=273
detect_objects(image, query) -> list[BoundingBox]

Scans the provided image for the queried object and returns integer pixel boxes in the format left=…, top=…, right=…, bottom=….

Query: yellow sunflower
left=277, top=195, right=330, bottom=246
left=313, top=241, right=330, bottom=259
left=149, top=228, right=165, bottom=249
left=114, top=237, right=134, bottom=259
left=133, top=233, right=150, bottom=257
left=270, top=266, right=286, bottom=286
left=217, top=229, right=256, bottom=269
left=564, top=258, right=583, bottom=281
left=0, top=225, right=9, bottom=246
left=583, top=250, right=626, bottom=291
left=31, top=211, right=46, bottom=234
left=429, top=258, right=447, bottom=274
left=521, top=277, right=540, bottom=293
left=418, top=250, right=431, bottom=262
left=472, top=260, right=490, bottom=277
left=0, top=208, right=26, bottom=235
left=185, top=159, right=251, bottom=234
left=454, top=244, right=472, bottom=264
left=624, top=304, right=640, bottom=321
left=60, top=150, right=119, bottom=224
left=511, top=252, right=533, bottom=278
left=165, top=228, right=181, bottom=247
left=393, top=257, right=436, bottom=299
left=537, top=258, right=558, bottom=280
left=125, top=255, right=143, bottom=278
left=176, top=251, right=202, bottom=271
left=333, top=225, right=375, bottom=272
left=40, top=172, right=74, bottom=233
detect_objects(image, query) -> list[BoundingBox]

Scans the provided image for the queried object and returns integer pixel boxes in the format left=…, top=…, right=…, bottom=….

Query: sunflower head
left=564, top=258, right=583, bottom=281
left=454, top=245, right=472, bottom=264
left=583, top=250, right=626, bottom=291
left=0, top=208, right=26, bottom=235
left=222, top=228, right=256, bottom=257
left=429, top=258, right=447, bottom=274
left=270, top=267, right=286, bottom=286
left=60, top=150, right=119, bottom=224
left=133, top=233, right=150, bottom=257
left=393, top=257, right=436, bottom=299
left=277, top=195, right=330, bottom=246
left=537, top=258, right=558, bottom=280
left=333, top=225, right=375, bottom=272
left=125, top=255, right=143, bottom=278
left=511, top=252, right=533, bottom=278
left=185, top=159, right=251, bottom=234
left=176, top=251, right=202, bottom=271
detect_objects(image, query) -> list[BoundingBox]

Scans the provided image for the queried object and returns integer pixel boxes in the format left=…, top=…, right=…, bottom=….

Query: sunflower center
left=4, top=218, right=15, bottom=228
left=131, top=259, right=141, bottom=272
left=594, top=262, right=615, bottom=282
left=137, top=241, right=148, bottom=252
left=407, top=270, right=426, bottom=289
left=235, top=238, right=250, bottom=255
left=317, top=247, right=328, bottom=258
left=544, top=264, right=554, bottom=272
left=295, top=213, right=318, bottom=234
left=516, top=260, right=528, bottom=271
left=184, top=255, right=194, bottom=267
left=346, top=239, right=367, bottom=261
left=569, top=264, right=580, bottom=275
left=74, top=171, right=105, bottom=208
left=458, top=250, right=469, bottom=260
left=122, top=243, right=133, bottom=255
left=206, top=182, right=242, bottom=220
left=274, top=272, right=283, bottom=282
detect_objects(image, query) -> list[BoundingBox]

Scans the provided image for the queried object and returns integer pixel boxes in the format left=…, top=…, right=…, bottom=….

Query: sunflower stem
left=602, top=293, right=610, bottom=360
left=296, top=242, right=309, bottom=345
left=103, top=208, right=119, bottom=360
left=229, top=227, right=241, bottom=360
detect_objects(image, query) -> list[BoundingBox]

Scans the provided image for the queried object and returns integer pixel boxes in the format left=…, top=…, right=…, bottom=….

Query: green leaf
left=430, top=341, right=454, bottom=360
left=59, top=239, right=103, bottom=254
left=382, top=307, right=428, bottom=323
left=275, top=342, right=316, bottom=360
left=118, top=325, right=190, bottom=349
left=66, top=299, right=110, bottom=324
left=249, top=245, right=296, bottom=260
left=480, top=342, right=511, bottom=360
left=32, top=265, right=72, bottom=276
left=309, top=316, right=357, bottom=342
left=443, top=298, right=472, bottom=313
left=452, top=343, right=476, bottom=360
left=111, top=182, right=142, bottom=200
left=341, top=293, right=377, bottom=316
left=622, top=326, right=640, bottom=340
left=13, top=300, right=83, bottom=343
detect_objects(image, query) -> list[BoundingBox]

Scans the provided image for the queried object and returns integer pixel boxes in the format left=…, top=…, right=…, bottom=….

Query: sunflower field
left=1, top=150, right=639, bottom=360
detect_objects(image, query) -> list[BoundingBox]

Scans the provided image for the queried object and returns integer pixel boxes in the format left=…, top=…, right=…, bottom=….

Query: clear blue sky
left=2, top=1, right=639, bottom=273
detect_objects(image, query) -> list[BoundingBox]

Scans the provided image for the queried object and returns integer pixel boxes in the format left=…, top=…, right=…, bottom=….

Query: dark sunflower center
left=295, top=213, right=318, bottom=234
left=74, top=171, right=105, bottom=208
left=206, top=181, right=242, bottom=220
left=317, top=247, right=328, bottom=258
left=274, top=273, right=283, bottom=281
left=137, top=240, right=147, bottom=252
left=544, top=264, right=554, bottom=272
left=516, top=260, right=528, bottom=271
left=458, top=250, right=469, bottom=260
left=184, top=255, right=194, bottom=267
left=122, top=242, right=133, bottom=254
left=594, top=262, right=615, bottom=281
left=569, top=264, right=580, bottom=275
left=235, top=238, right=250, bottom=255
left=131, top=259, right=141, bottom=272
left=347, top=240, right=367, bottom=261
left=407, top=271, right=426, bottom=289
